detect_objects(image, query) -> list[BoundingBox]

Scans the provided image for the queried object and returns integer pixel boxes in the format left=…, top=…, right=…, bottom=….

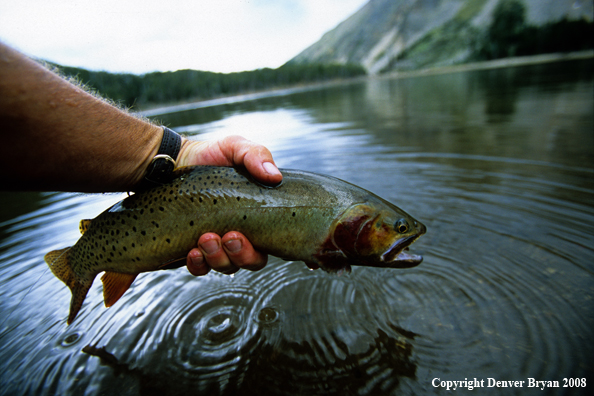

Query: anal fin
left=101, top=272, right=138, bottom=307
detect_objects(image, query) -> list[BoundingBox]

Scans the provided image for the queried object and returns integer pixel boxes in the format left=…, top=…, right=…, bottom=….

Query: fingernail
left=224, top=238, right=242, bottom=253
left=200, top=240, right=219, bottom=255
left=189, top=253, right=203, bottom=267
left=263, top=162, right=281, bottom=176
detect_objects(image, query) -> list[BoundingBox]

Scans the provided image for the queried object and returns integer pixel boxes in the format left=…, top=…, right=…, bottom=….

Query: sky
left=0, top=0, right=367, bottom=74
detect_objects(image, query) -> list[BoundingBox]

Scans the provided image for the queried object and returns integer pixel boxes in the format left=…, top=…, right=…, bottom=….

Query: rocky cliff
left=288, top=0, right=593, bottom=74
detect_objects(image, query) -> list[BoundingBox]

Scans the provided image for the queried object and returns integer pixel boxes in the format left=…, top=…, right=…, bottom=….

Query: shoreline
left=139, top=50, right=593, bottom=118
left=381, top=50, right=594, bottom=80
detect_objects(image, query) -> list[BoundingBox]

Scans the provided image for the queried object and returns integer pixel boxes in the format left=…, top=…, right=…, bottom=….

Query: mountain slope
left=289, top=0, right=593, bottom=74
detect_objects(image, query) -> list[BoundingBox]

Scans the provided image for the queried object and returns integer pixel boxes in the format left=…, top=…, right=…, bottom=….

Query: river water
left=1, top=59, right=593, bottom=395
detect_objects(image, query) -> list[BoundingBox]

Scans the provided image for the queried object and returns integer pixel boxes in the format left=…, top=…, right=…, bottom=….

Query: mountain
left=288, top=0, right=594, bottom=74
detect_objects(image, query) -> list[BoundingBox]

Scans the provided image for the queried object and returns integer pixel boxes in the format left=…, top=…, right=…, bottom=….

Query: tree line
left=49, top=62, right=366, bottom=109
left=474, top=0, right=593, bottom=60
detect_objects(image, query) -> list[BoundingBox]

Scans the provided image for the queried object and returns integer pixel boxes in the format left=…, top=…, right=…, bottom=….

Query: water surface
left=1, top=59, right=593, bottom=395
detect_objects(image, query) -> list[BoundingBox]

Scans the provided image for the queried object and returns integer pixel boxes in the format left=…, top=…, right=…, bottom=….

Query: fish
left=44, top=166, right=426, bottom=324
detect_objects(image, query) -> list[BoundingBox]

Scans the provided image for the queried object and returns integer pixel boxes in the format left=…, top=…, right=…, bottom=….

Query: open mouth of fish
left=381, top=235, right=424, bottom=268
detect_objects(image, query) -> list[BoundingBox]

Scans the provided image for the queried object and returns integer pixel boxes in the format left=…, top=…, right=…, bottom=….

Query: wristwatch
left=140, top=126, right=182, bottom=190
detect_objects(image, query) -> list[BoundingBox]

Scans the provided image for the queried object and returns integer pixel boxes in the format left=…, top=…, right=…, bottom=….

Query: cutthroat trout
left=45, top=166, right=426, bottom=324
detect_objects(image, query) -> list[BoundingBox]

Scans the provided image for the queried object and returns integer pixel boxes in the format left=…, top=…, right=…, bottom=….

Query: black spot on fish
left=236, top=197, right=241, bottom=201
left=189, top=221, right=194, bottom=226
left=107, top=258, right=112, bottom=263
left=141, top=231, right=146, bottom=236
left=132, top=243, right=136, bottom=248
left=243, top=215, right=247, bottom=220
left=213, top=199, right=217, bottom=205
left=112, top=245, right=116, bottom=251
left=133, top=226, right=137, bottom=232
left=123, top=247, right=127, bottom=251
left=292, top=212, right=296, bottom=217
left=153, top=237, right=156, bottom=241
left=125, top=232, right=129, bottom=236
left=166, top=238, right=171, bottom=244
left=199, top=197, right=203, bottom=203
left=159, top=207, right=164, bottom=212
left=150, top=208, right=154, bottom=213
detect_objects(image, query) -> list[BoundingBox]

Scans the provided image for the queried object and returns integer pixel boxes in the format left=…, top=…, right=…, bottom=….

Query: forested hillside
left=49, top=62, right=365, bottom=109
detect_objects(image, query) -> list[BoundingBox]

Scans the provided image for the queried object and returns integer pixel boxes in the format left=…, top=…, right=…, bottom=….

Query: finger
left=219, top=136, right=283, bottom=186
left=198, top=233, right=239, bottom=275
left=221, top=232, right=268, bottom=271
left=186, top=248, right=211, bottom=276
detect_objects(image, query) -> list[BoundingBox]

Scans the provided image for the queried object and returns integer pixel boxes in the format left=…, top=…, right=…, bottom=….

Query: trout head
left=312, top=202, right=426, bottom=273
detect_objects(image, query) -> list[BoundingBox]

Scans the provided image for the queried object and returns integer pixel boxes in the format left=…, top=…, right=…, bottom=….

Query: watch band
left=142, top=127, right=182, bottom=189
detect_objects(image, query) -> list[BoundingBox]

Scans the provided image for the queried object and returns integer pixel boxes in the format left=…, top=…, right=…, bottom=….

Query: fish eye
left=396, top=219, right=409, bottom=234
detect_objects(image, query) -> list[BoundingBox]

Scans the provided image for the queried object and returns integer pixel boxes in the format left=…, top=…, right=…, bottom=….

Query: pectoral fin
left=101, top=272, right=138, bottom=307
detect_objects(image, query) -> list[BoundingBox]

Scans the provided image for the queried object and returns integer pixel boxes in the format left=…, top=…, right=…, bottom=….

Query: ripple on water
left=1, top=154, right=593, bottom=395
left=237, top=261, right=419, bottom=395
left=376, top=159, right=594, bottom=386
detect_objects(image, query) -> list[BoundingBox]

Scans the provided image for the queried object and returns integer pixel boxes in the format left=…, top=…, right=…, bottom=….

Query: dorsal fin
left=100, top=272, right=138, bottom=307
left=79, top=219, right=93, bottom=235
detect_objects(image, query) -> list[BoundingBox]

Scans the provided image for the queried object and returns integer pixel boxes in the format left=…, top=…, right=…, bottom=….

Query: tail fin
left=44, top=248, right=93, bottom=325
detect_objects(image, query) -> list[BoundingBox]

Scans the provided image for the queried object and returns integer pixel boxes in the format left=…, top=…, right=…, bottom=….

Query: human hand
left=176, top=135, right=283, bottom=276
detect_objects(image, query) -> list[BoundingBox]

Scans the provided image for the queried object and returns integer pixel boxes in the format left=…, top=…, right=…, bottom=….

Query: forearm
left=0, top=42, right=162, bottom=192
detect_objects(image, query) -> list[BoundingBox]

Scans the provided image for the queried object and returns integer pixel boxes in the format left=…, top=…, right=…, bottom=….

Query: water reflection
left=1, top=59, right=593, bottom=395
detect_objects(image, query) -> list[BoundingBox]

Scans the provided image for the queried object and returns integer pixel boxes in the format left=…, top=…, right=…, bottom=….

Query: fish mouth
left=380, top=235, right=423, bottom=268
